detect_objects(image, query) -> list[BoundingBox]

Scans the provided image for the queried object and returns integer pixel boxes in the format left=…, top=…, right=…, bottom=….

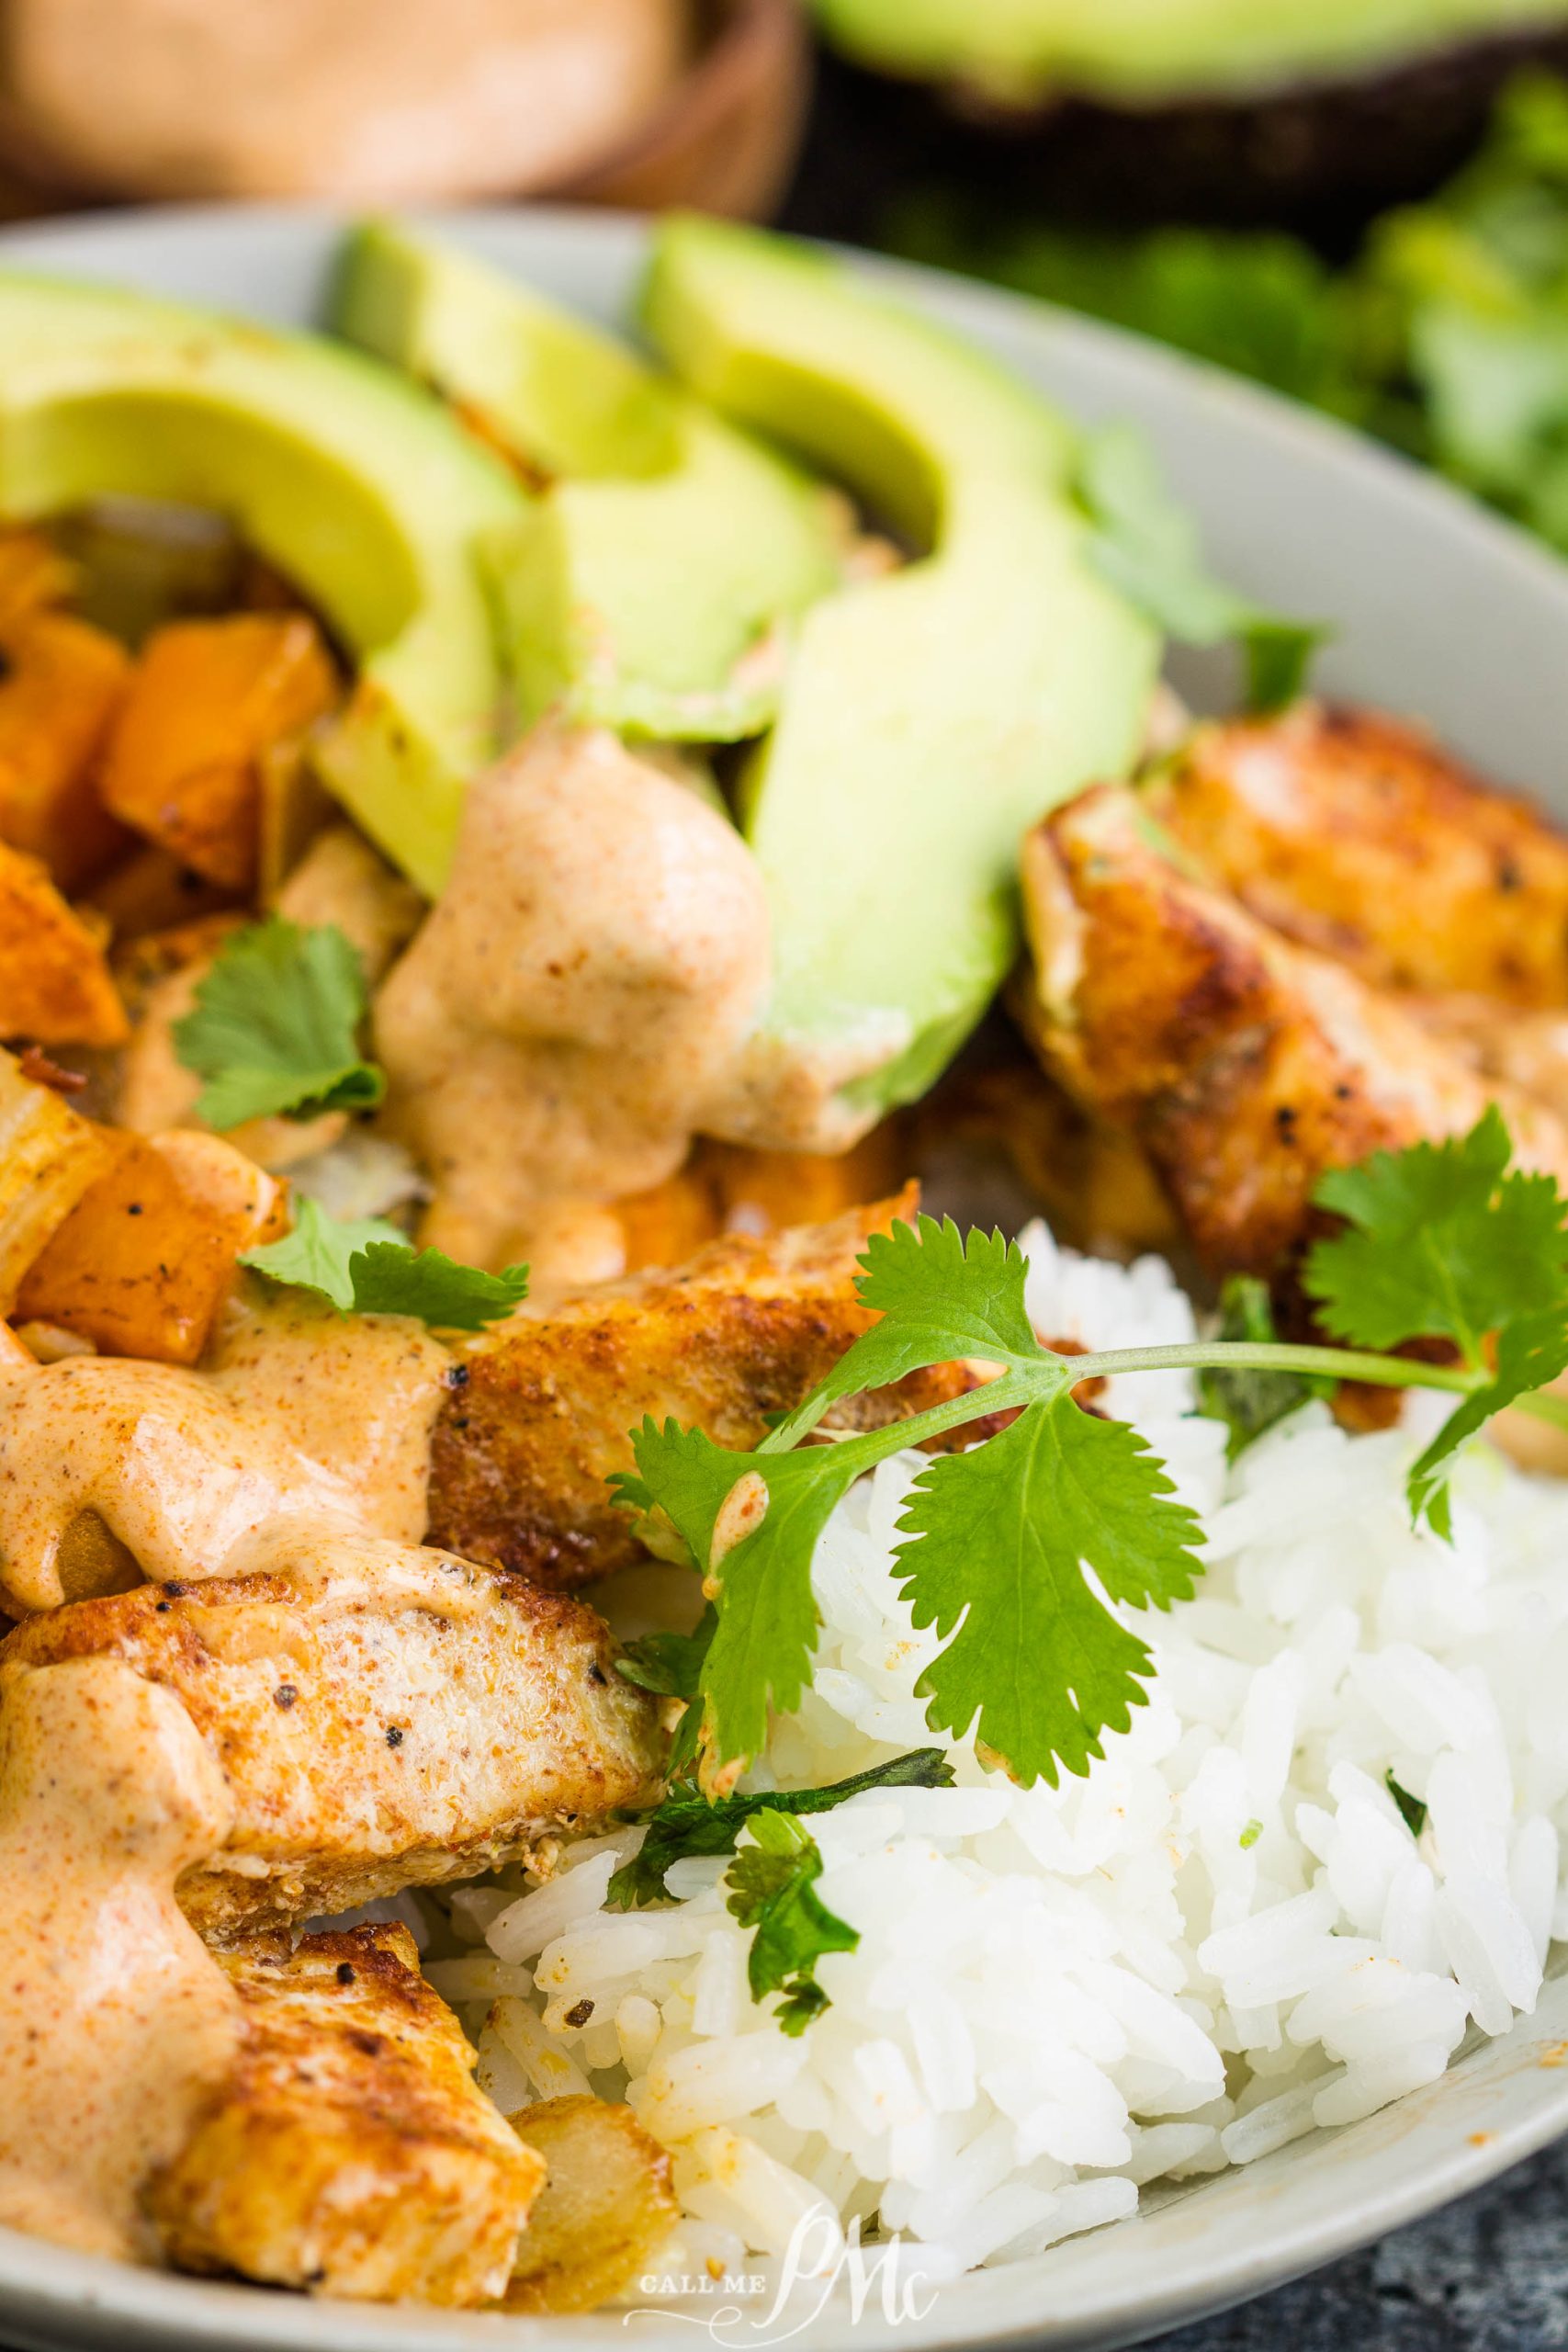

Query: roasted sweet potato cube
left=0, top=531, right=75, bottom=630
left=100, top=616, right=337, bottom=892
left=0, top=610, right=132, bottom=888
left=0, top=836, right=129, bottom=1046
left=0, top=1046, right=114, bottom=1313
left=16, top=1128, right=288, bottom=1363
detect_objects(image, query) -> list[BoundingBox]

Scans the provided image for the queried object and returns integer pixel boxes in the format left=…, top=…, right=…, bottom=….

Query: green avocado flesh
left=0, top=271, right=526, bottom=897
left=641, top=215, right=1158, bottom=1123
left=334, top=220, right=844, bottom=743
left=812, top=0, right=1568, bottom=102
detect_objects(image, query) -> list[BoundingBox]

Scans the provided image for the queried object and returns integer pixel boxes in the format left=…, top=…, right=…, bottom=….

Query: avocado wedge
left=641, top=215, right=1158, bottom=1127
left=334, top=220, right=844, bottom=742
left=0, top=272, right=526, bottom=897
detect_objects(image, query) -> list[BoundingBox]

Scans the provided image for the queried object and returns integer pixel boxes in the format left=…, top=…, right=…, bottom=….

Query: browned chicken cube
left=1017, top=785, right=1568, bottom=1276
left=426, top=1192, right=981, bottom=1589
left=150, top=1924, right=544, bottom=2306
left=1148, top=704, right=1568, bottom=1005
left=0, top=1537, right=663, bottom=1937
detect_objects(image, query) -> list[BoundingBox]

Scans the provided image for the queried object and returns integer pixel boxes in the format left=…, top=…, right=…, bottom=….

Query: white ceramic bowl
left=1, top=204, right=1566, bottom=2352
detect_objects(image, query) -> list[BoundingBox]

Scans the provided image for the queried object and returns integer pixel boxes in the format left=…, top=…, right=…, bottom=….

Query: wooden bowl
left=554, top=0, right=812, bottom=220
left=0, top=0, right=810, bottom=225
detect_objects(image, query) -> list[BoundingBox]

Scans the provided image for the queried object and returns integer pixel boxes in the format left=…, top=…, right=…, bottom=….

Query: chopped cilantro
left=1305, top=1108, right=1568, bottom=1526
left=1198, top=1276, right=1324, bottom=1460
left=347, top=1239, right=529, bottom=1329
left=1306, top=1108, right=1568, bottom=1363
left=174, top=917, right=384, bottom=1128
left=1074, top=424, right=1327, bottom=712
left=606, top=1750, right=953, bottom=1911
left=242, top=1195, right=527, bottom=1329
left=1386, top=1771, right=1428, bottom=1838
left=725, top=1812, right=859, bottom=2035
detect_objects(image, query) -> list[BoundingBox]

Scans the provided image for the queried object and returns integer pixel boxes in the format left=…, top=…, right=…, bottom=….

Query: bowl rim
left=0, top=197, right=1565, bottom=2352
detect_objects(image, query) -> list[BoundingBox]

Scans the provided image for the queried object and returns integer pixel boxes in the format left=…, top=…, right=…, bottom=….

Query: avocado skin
left=335, top=220, right=844, bottom=745
left=787, top=26, right=1568, bottom=245
left=0, top=268, right=527, bottom=894
left=642, top=216, right=1157, bottom=1134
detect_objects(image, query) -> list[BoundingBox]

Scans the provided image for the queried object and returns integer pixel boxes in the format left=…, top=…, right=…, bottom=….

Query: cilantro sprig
left=174, top=917, right=385, bottom=1129
left=615, top=1115, right=1568, bottom=1804
left=242, top=1195, right=527, bottom=1329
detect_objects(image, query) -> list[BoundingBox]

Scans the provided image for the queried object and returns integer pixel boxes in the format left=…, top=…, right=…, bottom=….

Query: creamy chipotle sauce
left=0, top=1657, right=243, bottom=2260
left=0, top=1288, right=450, bottom=1617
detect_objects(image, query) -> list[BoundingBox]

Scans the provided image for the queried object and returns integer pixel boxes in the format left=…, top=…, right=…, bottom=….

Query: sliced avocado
left=641, top=215, right=1158, bottom=1123
left=333, top=220, right=844, bottom=743
left=811, top=0, right=1568, bottom=105
left=0, top=270, right=526, bottom=896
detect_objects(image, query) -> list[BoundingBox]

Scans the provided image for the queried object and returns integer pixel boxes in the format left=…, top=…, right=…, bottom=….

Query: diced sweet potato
left=0, top=531, right=75, bottom=630
left=617, top=1130, right=907, bottom=1273
left=16, top=1128, right=288, bottom=1363
left=503, top=2098, right=678, bottom=2315
left=100, top=616, right=338, bottom=892
left=0, top=837, right=129, bottom=1047
left=0, top=610, right=132, bottom=888
left=0, top=1046, right=114, bottom=1313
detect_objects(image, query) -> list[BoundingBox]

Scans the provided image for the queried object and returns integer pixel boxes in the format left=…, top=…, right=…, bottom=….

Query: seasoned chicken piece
left=1407, top=994, right=1568, bottom=1131
left=1147, top=704, right=1568, bottom=1005
left=0, top=1532, right=662, bottom=1936
left=426, top=1192, right=980, bottom=1589
left=502, top=2096, right=678, bottom=2315
left=150, top=1924, right=543, bottom=2306
left=1017, top=786, right=1568, bottom=1275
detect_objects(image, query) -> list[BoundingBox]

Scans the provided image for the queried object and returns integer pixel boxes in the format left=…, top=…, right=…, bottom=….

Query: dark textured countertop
left=1149, top=2138, right=1568, bottom=2351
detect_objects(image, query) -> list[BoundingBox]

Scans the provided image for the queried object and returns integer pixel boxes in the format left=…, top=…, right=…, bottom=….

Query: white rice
left=433, top=1220, right=1568, bottom=2287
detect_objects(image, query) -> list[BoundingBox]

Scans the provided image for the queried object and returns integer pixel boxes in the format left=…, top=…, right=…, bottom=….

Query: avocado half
left=793, top=9, right=1568, bottom=239
left=0, top=271, right=527, bottom=894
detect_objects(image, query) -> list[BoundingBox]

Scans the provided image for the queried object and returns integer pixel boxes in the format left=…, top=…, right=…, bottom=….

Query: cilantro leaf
left=1305, top=1107, right=1568, bottom=1362
left=1198, top=1275, right=1324, bottom=1459
left=606, top=1749, right=953, bottom=1910
left=725, top=1811, right=859, bottom=2035
left=241, top=1196, right=404, bottom=1311
left=347, top=1240, right=528, bottom=1329
left=767, top=1217, right=1046, bottom=1448
left=1076, top=424, right=1326, bottom=713
left=242, top=1196, right=527, bottom=1329
left=615, top=1606, right=717, bottom=1702
left=894, top=1394, right=1205, bottom=1786
left=1386, top=1770, right=1428, bottom=1838
left=615, top=1603, right=716, bottom=1780
left=696, top=1446, right=861, bottom=1783
left=174, top=918, right=384, bottom=1128
left=1408, top=1308, right=1568, bottom=1535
